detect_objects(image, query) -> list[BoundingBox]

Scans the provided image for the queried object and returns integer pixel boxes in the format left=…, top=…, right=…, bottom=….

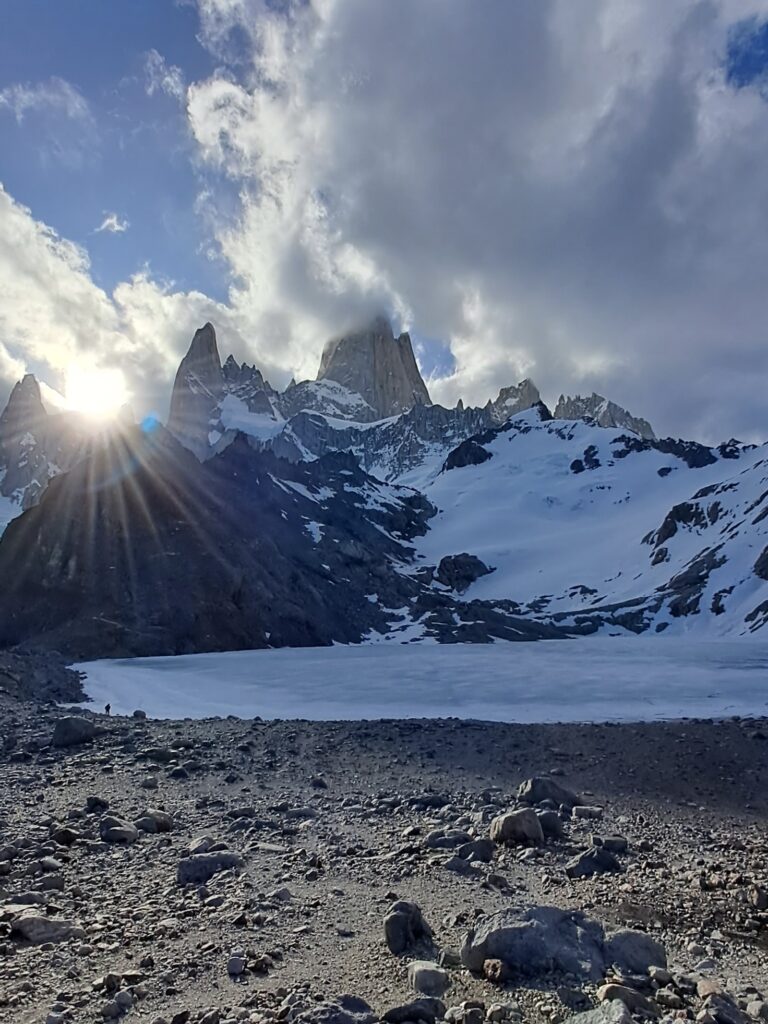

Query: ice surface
left=74, top=637, right=768, bottom=722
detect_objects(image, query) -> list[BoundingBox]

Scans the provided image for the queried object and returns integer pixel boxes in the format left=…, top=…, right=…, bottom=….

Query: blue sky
left=1, top=2, right=768, bottom=442
left=0, top=0, right=230, bottom=299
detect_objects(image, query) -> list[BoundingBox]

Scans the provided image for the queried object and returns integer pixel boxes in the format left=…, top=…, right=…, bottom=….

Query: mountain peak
left=554, top=392, right=655, bottom=439
left=489, top=379, right=542, bottom=424
left=317, top=315, right=431, bottom=419
left=167, top=323, right=225, bottom=458
left=0, top=372, right=47, bottom=440
left=186, top=322, right=221, bottom=371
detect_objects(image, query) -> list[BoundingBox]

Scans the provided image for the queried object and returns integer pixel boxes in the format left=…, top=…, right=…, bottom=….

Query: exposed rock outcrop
left=554, top=393, right=655, bottom=439
left=318, top=316, right=431, bottom=420
left=488, top=379, right=542, bottom=424
left=0, top=374, right=88, bottom=518
left=167, top=322, right=226, bottom=458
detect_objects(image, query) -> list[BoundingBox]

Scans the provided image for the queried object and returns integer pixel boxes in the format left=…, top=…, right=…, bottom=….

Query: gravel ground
left=1, top=693, right=768, bottom=1024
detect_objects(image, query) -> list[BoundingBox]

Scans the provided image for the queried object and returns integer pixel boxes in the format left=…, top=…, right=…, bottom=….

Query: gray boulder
left=408, top=961, right=450, bottom=997
left=604, top=929, right=666, bottom=972
left=490, top=808, right=544, bottom=846
left=517, top=776, right=580, bottom=808
left=457, top=838, right=495, bottom=862
left=51, top=716, right=95, bottom=748
left=566, top=847, right=622, bottom=879
left=461, top=906, right=606, bottom=980
left=99, top=816, right=139, bottom=844
left=383, top=999, right=446, bottom=1024
left=12, top=915, right=86, bottom=945
left=176, top=851, right=244, bottom=886
left=384, top=900, right=432, bottom=955
left=294, top=996, right=377, bottom=1024
left=537, top=809, right=566, bottom=839
left=133, top=808, right=173, bottom=833
left=461, top=906, right=666, bottom=981
left=563, top=1002, right=631, bottom=1024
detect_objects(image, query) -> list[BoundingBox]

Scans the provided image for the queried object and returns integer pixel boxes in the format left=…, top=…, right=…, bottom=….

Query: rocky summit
left=317, top=316, right=432, bottom=420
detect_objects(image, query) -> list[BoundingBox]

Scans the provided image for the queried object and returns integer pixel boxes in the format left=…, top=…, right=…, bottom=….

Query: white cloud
left=4, top=3, right=768, bottom=444
left=181, top=0, right=768, bottom=441
left=95, top=212, right=130, bottom=235
left=144, top=49, right=186, bottom=101
left=0, top=184, right=259, bottom=416
left=0, top=76, right=92, bottom=123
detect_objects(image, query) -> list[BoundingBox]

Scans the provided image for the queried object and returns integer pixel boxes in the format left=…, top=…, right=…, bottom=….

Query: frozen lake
left=74, top=637, right=768, bottom=723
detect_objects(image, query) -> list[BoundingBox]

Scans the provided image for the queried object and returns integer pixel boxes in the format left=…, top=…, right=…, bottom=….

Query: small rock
left=408, top=961, right=450, bottom=997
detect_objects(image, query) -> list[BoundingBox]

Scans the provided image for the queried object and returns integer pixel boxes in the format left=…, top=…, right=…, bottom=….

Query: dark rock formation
left=435, top=553, right=494, bottom=592
left=554, top=393, right=655, bottom=440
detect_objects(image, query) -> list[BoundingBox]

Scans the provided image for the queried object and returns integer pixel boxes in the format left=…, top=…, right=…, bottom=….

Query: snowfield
left=75, top=637, right=768, bottom=722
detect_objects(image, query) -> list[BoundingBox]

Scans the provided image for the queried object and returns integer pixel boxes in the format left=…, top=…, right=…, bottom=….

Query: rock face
left=0, top=375, right=83, bottom=516
left=317, top=316, right=431, bottom=420
left=167, top=323, right=227, bottom=459
left=554, top=393, right=655, bottom=439
left=488, top=380, right=542, bottom=424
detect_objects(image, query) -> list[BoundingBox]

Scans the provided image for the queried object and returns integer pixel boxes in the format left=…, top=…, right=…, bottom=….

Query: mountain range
left=0, top=316, right=765, bottom=657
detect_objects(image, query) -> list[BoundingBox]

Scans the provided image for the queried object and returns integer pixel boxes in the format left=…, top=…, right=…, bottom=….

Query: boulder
left=384, top=900, right=432, bottom=955
left=99, top=816, right=139, bottom=844
left=490, top=809, right=544, bottom=846
left=460, top=906, right=664, bottom=982
left=537, top=809, right=565, bottom=838
left=457, top=838, right=495, bottom=862
left=461, top=906, right=606, bottom=980
left=425, top=828, right=472, bottom=850
left=134, top=808, right=173, bottom=833
left=12, top=915, right=86, bottom=945
left=604, top=929, right=666, bottom=972
left=408, top=961, right=450, bottom=997
left=597, top=985, right=658, bottom=1016
left=176, top=851, right=244, bottom=886
left=563, top=1002, right=632, bottom=1024
left=51, top=716, right=95, bottom=748
left=294, top=996, right=377, bottom=1024
left=566, top=848, right=622, bottom=879
left=383, top=1000, right=446, bottom=1024
left=517, top=777, right=580, bottom=808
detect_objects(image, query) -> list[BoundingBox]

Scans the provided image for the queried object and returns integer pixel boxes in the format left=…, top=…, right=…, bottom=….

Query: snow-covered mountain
left=164, top=321, right=550, bottom=481
left=414, top=406, right=765, bottom=637
left=1, top=315, right=764, bottom=655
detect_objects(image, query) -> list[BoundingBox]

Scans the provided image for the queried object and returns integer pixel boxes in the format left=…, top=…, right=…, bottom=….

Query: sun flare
left=64, top=365, right=129, bottom=420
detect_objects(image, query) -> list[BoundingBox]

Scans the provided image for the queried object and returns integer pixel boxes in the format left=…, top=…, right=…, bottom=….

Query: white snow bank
left=74, top=637, right=768, bottom=723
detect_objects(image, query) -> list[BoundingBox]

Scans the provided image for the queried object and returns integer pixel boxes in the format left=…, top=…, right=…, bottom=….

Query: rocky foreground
left=2, top=694, right=768, bottom=1024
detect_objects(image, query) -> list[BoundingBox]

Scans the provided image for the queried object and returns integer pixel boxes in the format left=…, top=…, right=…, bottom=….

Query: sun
left=64, top=364, right=129, bottom=421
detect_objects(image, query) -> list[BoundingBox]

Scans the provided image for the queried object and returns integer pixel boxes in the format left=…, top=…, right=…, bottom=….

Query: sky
left=1, top=1, right=768, bottom=441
